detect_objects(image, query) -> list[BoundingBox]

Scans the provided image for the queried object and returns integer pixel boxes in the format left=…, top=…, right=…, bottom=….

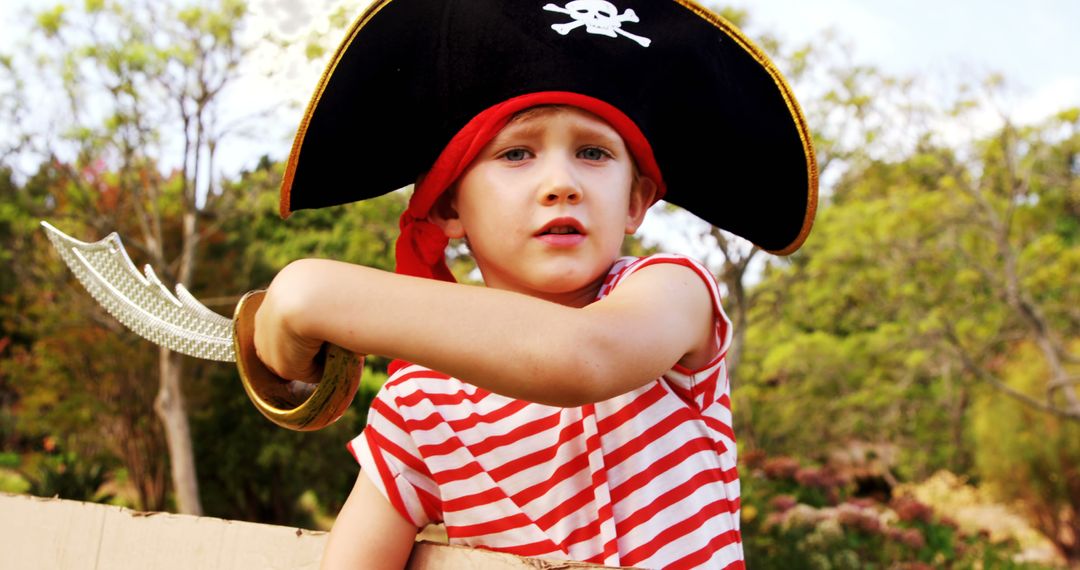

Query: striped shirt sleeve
left=349, top=381, right=442, bottom=527
left=609, top=254, right=733, bottom=412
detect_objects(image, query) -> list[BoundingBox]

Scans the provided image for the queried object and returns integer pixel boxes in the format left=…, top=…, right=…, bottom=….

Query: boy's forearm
left=272, top=259, right=689, bottom=406
left=277, top=258, right=610, bottom=404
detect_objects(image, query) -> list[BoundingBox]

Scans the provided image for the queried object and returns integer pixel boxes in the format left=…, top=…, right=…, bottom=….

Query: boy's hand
left=253, top=262, right=327, bottom=384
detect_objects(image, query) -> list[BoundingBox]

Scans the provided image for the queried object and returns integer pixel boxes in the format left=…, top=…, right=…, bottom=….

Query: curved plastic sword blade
left=40, top=221, right=236, bottom=362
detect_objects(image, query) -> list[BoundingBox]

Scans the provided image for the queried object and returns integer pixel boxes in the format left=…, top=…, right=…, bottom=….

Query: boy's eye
left=501, top=149, right=530, bottom=162
left=578, top=147, right=610, bottom=161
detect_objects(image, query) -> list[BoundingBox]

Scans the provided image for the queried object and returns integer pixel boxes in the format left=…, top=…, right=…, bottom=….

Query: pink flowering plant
left=739, top=451, right=1047, bottom=568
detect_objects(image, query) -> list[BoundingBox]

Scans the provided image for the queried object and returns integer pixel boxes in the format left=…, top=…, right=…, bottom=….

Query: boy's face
left=434, top=107, right=655, bottom=306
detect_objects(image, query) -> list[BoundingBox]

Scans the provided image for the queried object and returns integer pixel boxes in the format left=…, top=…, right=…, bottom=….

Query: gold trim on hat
left=279, top=0, right=395, bottom=219
left=674, top=0, right=819, bottom=255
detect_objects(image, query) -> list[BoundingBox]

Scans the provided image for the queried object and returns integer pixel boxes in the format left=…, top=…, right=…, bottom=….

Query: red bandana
left=394, top=92, right=665, bottom=282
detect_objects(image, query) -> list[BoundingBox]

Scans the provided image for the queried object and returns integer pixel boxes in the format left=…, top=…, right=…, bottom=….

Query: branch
left=941, top=324, right=1080, bottom=422
left=1048, top=375, right=1080, bottom=391
left=954, top=147, right=1080, bottom=411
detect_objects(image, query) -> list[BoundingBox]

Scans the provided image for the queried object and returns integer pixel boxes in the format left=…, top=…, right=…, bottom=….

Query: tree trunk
left=722, top=266, right=750, bottom=382
left=709, top=227, right=757, bottom=383
left=949, top=383, right=970, bottom=474
left=154, top=347, right=203, bottom=515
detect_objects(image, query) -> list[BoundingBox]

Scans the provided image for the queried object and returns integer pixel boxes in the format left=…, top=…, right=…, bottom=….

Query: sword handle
left=232, top=290, right=364, bottom=431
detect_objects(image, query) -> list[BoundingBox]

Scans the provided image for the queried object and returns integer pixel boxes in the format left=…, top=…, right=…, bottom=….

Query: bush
left=0, top=467, right=30, bottom=494
left=21, top=450, right=115, bottom=503
left=741, top=452, right=1050, bottom=568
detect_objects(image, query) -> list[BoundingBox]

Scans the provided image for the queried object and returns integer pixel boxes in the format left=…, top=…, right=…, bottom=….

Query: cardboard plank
left=1, top=493, right=325, bottom=570
left=1, top=492, right=107, bottom=569
left=0, top=494, right=632, bottom=569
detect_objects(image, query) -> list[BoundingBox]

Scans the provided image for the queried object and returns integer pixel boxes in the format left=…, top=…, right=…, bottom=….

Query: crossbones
left=543, top=1, right=652, bottom=48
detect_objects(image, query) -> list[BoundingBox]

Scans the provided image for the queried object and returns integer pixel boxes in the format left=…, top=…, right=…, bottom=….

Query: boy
left=255, top=1, right=817, bottom=568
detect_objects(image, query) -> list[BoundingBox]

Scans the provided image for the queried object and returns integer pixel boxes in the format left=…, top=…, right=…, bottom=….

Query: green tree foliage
left=3, top=160, right=177, bottom=511
left=0, top=0, right=409, bottom=521
left=13, top=0, right=258, bottom=515
left=737, top=91, right=1080, bottom=559
left=702, top=10, right=1079, bottom=561
left=971, top=341, right=1080, bottom=559
left=738, top=142, right=979, bottom=473
left=184, top=158, right=405, bottom=526
left=22, top=450, right=117, bottom=505
left=1, top=151, right=407, bottom=524
left=188, top=360, right=386, bottom=527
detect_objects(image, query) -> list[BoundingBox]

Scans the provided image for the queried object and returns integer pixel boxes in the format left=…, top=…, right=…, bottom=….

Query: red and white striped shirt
left=349, top=254, right=743, bottom=569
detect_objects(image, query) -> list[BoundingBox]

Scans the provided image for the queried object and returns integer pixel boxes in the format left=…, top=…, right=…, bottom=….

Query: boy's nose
left=537, top=159, right=583, bottom=206
left=539, top=186, right=582, bottom=205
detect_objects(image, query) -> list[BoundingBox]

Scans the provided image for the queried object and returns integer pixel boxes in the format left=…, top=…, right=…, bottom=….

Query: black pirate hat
left=280, top=0, right=818, bottom=255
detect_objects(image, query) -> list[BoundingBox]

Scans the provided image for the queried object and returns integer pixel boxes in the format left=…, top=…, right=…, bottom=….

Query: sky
left=722, top=0, right=1079, bottom=124
left=726, top=0, right=1077, bottom=89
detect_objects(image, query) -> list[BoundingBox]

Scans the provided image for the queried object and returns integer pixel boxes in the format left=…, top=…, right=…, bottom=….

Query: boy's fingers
left=292, top=347, right=327, bottom=385
left=252, top=296, right=325, bottom=384
left=261, top=346, right=323, bottom=385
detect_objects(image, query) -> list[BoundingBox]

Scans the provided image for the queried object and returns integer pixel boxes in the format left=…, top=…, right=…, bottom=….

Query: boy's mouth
left=536, top=218, right=586, bottom=237
left=535, top=217, right=587, bottom=246
left=544, top=226, right=579, bottom=235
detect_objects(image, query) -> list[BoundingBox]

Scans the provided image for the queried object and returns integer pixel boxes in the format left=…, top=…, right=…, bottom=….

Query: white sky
left=723, top=0, right=1079, bottom=125
left=728, top=0, right=1076, bottom=88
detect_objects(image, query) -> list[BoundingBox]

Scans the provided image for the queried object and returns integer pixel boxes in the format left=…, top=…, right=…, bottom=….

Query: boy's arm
left=255, top=258, right=715, bottom=407
left=321, top=473, right=418, bottom=570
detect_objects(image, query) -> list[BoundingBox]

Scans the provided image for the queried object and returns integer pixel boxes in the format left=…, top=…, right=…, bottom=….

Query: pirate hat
left=280, top=0, right=818, bottom=256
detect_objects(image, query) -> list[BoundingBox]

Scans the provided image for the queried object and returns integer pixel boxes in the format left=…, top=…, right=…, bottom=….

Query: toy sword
left=39, top=221, right=363, bottom=431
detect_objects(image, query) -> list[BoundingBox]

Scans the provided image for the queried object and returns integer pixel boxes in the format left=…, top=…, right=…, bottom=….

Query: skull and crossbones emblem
left=543, top=1, right=652, bottom=47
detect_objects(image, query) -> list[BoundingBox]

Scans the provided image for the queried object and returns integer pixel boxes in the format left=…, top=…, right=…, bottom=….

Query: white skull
left=565, top=0, right=618, bottom=26
left=542, top=0, right=652, bottom=47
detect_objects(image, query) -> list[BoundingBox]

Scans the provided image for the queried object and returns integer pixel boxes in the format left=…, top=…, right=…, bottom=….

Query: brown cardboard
left=0, top=493, right=631, bottom=569
left=1, top=493, right=326, bottom=569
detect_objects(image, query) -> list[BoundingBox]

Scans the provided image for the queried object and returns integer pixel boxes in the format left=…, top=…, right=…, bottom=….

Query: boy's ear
left=625, top=176, right=658, bottom=234
left=428, top=191, right=465, bottom=239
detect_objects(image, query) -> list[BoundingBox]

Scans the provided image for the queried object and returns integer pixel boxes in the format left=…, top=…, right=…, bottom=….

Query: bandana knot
left=396, top=209, right=454, bottom=282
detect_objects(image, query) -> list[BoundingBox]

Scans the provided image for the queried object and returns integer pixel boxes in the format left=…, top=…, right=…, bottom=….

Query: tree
left=971, top=341, right=1080, bottom=559
left=22, top=0, right=254, bottom=514
left=1, top=160, right=171, bottom=510
left=0, top=51, right=30, bottom=164
left=734, top=78, right=1079, bottom=556
left=184, top=157, right=404, bottom=526
left=680, top=7, right=932, bottom=387
left=939, top=104, right=1080, bottom=422
left=5, top=0, right=443, bottom=520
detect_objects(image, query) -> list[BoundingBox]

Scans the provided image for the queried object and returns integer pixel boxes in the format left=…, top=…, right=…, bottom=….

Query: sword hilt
left=232, top=290, right=364, bottom=431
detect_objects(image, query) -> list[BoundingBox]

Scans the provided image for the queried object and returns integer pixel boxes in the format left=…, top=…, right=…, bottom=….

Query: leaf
left=36, top=5, right=67, bottom=38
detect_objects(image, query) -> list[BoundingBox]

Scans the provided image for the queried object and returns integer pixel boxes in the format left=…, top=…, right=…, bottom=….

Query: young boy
left=255, top=1, right=817, bottom=568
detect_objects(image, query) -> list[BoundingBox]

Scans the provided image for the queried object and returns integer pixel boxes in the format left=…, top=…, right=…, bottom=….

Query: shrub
left=741, top=453, right=1052, bottom=568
